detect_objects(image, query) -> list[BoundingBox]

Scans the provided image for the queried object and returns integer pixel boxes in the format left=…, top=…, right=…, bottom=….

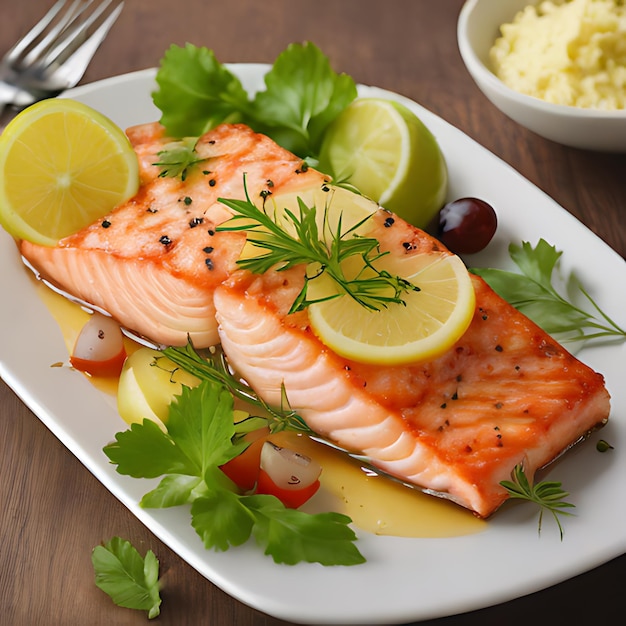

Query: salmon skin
left=20, top=122, right=326, bottom=347
left=20, top=122, right=610, bottom=518
left=214, top=210, right=610, bottom=518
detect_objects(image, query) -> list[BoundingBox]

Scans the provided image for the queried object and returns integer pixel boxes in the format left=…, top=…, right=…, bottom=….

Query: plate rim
left=2, top=64, right=625, bottom=625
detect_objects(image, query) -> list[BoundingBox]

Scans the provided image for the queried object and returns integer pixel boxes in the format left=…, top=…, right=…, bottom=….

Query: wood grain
left=1, top=1, right=624, bottom=624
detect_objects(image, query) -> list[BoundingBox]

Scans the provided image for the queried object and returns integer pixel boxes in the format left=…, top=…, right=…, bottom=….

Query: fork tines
left=7, top=0, right=124, bottom=78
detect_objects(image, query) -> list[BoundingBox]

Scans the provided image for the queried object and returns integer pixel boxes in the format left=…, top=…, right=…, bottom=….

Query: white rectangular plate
left=1, top=66, right=625, bottom=625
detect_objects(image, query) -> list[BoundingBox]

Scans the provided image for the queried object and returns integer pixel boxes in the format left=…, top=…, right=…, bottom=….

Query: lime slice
left=0, top=98, right=139, bottom=246
left=318, top=98, right=448, bottom=228
left=307, top=250, right=476, bottom=365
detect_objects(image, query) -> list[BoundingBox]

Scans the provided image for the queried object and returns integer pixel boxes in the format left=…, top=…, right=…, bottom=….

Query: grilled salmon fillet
left=20, top=122, right=326, bottom=347
left=214, top=211, right=610, bottom=518
left=20, top=122, right=610, bottom=517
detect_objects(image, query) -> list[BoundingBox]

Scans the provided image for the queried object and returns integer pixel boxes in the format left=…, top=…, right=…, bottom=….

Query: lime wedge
left=318, top=97, right=448, bottom=228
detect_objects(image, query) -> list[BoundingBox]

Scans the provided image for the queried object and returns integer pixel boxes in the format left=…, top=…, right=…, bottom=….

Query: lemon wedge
left=117, top=347, right=200, bottom=428
left=0, top=98, right=139, bottom=246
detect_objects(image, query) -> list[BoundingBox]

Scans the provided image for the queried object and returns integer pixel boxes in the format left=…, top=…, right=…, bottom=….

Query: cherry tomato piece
left=70, top=351, right=126, bottom=378
left=219, top=427, right=270, bottom=491
left=70, top=313, right=127, bottom=377
left=256, top=441, right=322, bottom=508
left=256, top=469, right=321, bottom=509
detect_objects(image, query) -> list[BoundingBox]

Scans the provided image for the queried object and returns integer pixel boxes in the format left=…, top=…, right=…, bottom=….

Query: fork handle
left=0, top=80, right=40, bottom=124
left=0, top=81, right=18, bottom=112
left=0, top=82, right=21, bottom=126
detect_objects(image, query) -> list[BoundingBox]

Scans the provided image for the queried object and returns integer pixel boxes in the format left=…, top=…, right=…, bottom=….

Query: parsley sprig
left=103, top=379, right=365, bottom=566
left=500, top=465, right=575, bottom=540
left=92, top=537, right=162, bottom=619
left=472, top=239, right=626, bottom=345
left=217, top=185, right=417, bottom=313
left=153, top=42, right=357, bottom=159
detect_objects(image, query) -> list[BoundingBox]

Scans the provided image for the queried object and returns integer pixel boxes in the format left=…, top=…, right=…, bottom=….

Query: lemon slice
left=318, top=97, right=448, bottom=229
left=307, top=250, right=476, bottom=365
left=239, top=181, right=473, bottom=365
left=0, top=98, right=139, bottom=246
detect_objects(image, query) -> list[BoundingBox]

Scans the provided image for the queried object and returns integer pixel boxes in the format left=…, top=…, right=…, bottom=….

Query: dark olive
left=437, top=197, right=497, bottom=254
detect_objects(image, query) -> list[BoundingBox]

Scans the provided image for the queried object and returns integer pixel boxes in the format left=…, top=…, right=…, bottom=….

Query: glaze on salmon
left=19, top=122, right=611, bottom=518
left=20, top=122, right=326, bottom=347
left=214, top=211, right=610, bottom=518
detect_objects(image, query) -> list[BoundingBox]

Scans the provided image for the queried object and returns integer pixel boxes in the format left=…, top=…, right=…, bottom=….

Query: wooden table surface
left=1, top=1, right=625, bottom=624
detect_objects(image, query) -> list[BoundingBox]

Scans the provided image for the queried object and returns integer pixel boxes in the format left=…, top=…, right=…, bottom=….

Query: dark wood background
left=1, top=1, right=624, bottom=624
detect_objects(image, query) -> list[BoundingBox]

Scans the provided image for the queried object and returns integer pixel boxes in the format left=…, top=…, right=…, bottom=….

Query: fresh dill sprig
left=162, top=341, right=311, bottom=434
left=216, top=182, right=417, bottom=313
left=500, top=464, right=575, bottom=540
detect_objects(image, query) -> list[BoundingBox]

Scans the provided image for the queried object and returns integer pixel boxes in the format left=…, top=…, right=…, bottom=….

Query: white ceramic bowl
left=457, top=0, right=626, bottom=152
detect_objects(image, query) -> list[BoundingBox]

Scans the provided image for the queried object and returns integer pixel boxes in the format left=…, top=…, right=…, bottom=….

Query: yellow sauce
left=37, top=282, right=486, bottom=539
left=35, top=279, right=138, bottom=395
left=270, top=431, right=485, bottom=538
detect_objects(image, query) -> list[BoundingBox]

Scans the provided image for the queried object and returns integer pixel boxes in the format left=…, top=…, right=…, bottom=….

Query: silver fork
left=0, top=0, right=124, bottom=116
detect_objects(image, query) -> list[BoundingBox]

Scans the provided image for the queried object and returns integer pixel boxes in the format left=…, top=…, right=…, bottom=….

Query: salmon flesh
left=20, top=122, right=610, bottom=518
left=21, top=122, right=327, bottom=347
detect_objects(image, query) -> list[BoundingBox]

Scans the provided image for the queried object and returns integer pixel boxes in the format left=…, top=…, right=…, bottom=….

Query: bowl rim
left=457, top=0, right=626, bottom=120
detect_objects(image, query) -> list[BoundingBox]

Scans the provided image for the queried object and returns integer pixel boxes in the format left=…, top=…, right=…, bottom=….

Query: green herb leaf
left=217, top=183, right=416, bottom=312
left=152, top=42, right=357, bottom=160
left=191, top=488, right=256, bottom=551
left=103, top=418, right=199, bottom=478
left=251, top=42, right=358, bottom=157
left=153, top=137, right=207, bottom=180
left=153, top=43, right=250, bottom=137
left=596, top=439, right=614, bottom=453
left=92, top=537, right=162, bottom=619
left=104, top=379, right=365, bottom=566
left=168, top=381, right=239, bottom=477
left=471, top=239, right=626, bottom=345
left=244, top=494, right=366, bottom=565
left=500, top=465, right=575, bottom=540
left=140, top=474, right=203, bottom=508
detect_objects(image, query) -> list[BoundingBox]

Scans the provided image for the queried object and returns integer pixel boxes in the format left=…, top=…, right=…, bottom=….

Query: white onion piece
left=72, top=313, right=125, bottom=362
left=260, top=441, right=322, bottom=490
